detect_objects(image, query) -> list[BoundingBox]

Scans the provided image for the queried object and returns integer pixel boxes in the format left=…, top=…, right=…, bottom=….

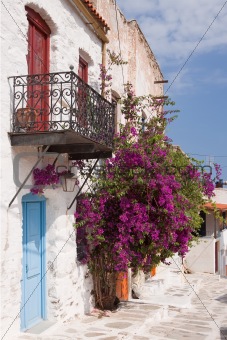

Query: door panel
left=215, top=241, right=219, bottom=273
left=33, top=28, right=46, bottom=74
left=78, top=57, right=88, bottom=83
left=26, top=7, right=50, bottom=131
left=26, top=203, right=41, bottom=278
left=28, top=23, right=49, bottom=130
left=21, top=195, right=46, bottom=331
left=26, top=6, right=50, bottom=75
left=77, top=57, right=88, bottom=127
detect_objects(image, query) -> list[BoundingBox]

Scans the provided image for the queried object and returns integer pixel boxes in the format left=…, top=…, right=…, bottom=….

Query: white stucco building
left=185, top=187, right=227, bottom=276
left=1, top=0, right=163, bottom=337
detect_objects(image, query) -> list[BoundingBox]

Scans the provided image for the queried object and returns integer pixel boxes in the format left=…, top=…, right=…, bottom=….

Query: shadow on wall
left=187, top=241, right=211, bottom=267
left=215, top=293, right=227, bottom=304
left=184, top=237, right=214, bottom=271
left=220, top=327, right=227, bottom=339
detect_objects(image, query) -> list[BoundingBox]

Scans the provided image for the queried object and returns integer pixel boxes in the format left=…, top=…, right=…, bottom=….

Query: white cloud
left=164, top=61, right=227, bottom=98
left=116, top=0, right=227, bottom=66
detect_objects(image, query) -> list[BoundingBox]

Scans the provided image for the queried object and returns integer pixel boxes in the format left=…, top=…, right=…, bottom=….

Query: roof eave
left=70, top=0, right=109, bottom=43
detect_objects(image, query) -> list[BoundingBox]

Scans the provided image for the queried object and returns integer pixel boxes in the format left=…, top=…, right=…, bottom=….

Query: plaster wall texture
left=184, top=238, right=215, bottom=274
left=213, top=188, right=227, bottom=204
left=96, top=0, right=129, bottom=99
left=1, top=0, right=101, bottom=335
left=130, top=20, right=163, bottom=97
left=97, top=0, right=163, bottom=120
left=220, top=229, right=227, bottom=250
left=208, top=188, right=227, bottom=276
left=205, top=187, right=227, bottom=237
left=220, top=229, right=227, bottom=276
left=185, top=188, right=227, bottom=277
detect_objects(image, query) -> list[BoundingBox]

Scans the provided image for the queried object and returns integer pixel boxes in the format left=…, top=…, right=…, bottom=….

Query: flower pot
left=116, top=271, right=128, bottom=301
left=16, top=108, right=39, bottom=131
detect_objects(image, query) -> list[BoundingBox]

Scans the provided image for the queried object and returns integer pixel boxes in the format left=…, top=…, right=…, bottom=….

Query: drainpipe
left=102, top=41, right=107, bottom=68
left=214, top=215, right=217, bottom=239
left=101, top=41, right=107, bottom=97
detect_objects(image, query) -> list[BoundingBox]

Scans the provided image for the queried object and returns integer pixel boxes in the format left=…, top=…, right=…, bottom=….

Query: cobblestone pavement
left=7, top=272, right=227, bottom=340
left=145, top=273, right=227, bottom=340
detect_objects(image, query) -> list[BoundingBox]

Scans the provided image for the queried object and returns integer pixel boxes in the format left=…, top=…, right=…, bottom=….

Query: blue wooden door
left=21, top=194, right=46, bottom=331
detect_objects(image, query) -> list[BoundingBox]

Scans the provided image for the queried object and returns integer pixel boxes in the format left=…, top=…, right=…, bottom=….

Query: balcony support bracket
left=67, top=157, right=99, bottom=210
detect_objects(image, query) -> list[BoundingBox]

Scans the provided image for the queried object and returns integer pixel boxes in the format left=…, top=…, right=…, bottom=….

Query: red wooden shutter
left=26, top=6, right=50, bottom=75
left=26, top=7, right=50, bottom=130
left=78, top=57, right=88, bottom=83
left=77, top=57, right=88, bottom=127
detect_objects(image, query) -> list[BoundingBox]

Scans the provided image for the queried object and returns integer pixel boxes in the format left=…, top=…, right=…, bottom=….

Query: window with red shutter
left=77, top=57, right=89, bottom=128
left=78, top=57, right=88, bottom=83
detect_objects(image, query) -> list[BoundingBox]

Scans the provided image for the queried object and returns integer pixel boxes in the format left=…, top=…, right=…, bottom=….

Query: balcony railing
left=11, top=71, right=115, bottom=148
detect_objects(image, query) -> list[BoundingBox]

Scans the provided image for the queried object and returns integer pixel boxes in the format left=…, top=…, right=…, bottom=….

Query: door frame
left=21, top=193, right=47, bottom=331
left=26, top=6, right=51, bottom=76
left=25, top=6, right=51, bottom=131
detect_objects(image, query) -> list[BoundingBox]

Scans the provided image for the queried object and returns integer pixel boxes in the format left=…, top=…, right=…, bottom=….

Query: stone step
left=134, top=275, right=202, bottom=310
left=14, top=302, right=168, bottom=340
left=135, top=267, right=185, bottom=299
left=139, top=279, right=165, bottom=297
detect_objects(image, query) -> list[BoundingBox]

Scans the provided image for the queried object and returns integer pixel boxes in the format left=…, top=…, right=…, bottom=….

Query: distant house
left=1, top=0, right=163, bottom=337
left=185, top=186, right=227, bottom=276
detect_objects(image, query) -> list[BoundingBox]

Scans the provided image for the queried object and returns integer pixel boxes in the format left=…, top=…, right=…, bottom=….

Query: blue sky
left=116, top=0, right=227, bottom=181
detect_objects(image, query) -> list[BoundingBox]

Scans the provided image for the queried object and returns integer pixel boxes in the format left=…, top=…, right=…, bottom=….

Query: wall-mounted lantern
left=60, top=171, right=78, bottom=192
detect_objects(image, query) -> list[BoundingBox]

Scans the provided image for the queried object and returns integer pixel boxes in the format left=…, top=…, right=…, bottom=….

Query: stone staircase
left=131, top=256, right=202, bottom=309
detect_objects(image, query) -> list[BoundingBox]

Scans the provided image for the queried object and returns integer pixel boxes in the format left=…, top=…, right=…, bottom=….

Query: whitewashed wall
left=1, top=0, right=101, bottom=337
left=184, top=188, right=227, bottom=276
left=220, top=229, right=227, bottom=276
left=213, top=188, right=227, bottom=204
left=184, top=238, right=215, bottom=274
left=206, top=188, right=227, bottom=236
left=210, top=189, right=227, bottom=276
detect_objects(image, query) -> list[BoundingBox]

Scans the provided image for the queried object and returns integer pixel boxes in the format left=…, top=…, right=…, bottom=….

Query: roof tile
left=81, top=0, right=110, bottom=30
left=205, top=203, right=227, bottom=210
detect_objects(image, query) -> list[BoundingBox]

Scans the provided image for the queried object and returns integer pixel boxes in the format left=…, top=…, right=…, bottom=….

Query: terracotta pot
left=16, top=108, right=39, bottom=129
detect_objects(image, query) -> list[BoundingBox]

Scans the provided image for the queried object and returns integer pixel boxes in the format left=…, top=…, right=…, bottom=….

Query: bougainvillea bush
left=74, top=84, right=219, bottom=309
left=31, top=164, right=78, bottom=195
left=31, top=164, right=60, bottom=195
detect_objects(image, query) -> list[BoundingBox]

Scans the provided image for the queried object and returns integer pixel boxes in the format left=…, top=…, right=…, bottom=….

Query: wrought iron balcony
left=9, top=71, right=115, bottom=159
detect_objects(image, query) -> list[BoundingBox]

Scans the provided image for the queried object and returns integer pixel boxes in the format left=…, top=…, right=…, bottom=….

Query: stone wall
left=184, top=238, right=216, bottom=274
left=97, top=0, right=164, bottom=101
left=96, top=0, right=164, bottom=132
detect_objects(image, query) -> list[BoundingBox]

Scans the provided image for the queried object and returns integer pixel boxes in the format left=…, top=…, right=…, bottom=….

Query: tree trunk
left=92, top=255, right=118, bottom=310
